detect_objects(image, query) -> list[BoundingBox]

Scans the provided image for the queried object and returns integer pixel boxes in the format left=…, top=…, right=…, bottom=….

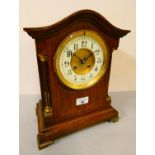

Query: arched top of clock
left=23, top=9, right=130, bottom=39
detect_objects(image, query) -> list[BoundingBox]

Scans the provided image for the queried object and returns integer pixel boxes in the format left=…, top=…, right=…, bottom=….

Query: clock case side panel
left=35, top=39, right=53, bottom=127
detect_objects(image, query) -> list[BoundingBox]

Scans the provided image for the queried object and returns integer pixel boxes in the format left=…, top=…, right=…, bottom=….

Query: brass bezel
left=54, top=30, right=109, bottom=90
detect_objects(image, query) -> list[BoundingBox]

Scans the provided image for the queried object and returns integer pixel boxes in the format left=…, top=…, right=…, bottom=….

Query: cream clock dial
left=55, top=30, right=108, bottom=90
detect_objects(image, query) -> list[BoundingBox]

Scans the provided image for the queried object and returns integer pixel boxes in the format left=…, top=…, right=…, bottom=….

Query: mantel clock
left=24, top=10, right=130, bottom=149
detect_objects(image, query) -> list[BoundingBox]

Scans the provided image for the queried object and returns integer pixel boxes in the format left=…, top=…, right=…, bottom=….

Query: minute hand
left=74, top=53, right=83, bottom=62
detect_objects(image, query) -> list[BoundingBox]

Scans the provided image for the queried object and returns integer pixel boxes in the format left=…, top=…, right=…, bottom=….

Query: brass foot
left=38, top=140, right=54, bottom=150
left=109, top=116, right=120, bottom=123
left=37, top=135, right=54, bottom=150
left=106, top=95, right=111, bottom=102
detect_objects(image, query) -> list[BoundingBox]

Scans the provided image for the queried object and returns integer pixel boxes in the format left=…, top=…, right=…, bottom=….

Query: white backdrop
left=20, top=0, right=136, bottom=95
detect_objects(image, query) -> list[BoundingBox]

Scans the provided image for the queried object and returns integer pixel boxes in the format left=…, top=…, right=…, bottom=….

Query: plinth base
left=36, top=101, right=118, bottom=150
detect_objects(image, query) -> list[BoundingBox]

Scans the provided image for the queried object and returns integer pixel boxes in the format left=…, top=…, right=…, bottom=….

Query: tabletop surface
left=19, top=91, right=136, bottom=155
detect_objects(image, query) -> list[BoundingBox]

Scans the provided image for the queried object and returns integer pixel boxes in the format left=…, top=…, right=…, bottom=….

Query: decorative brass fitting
left=106, top=95, right=111, bottom=102
left=38, top=54, right=48, bottom=62
left=44, top=92, right=53, bottom=116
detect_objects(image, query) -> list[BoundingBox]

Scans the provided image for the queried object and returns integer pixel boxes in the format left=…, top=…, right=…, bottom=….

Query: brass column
left=38, top=54, right=52, bottom=117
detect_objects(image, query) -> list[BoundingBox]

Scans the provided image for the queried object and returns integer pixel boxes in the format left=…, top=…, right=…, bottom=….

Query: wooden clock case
left=24, top=10, right=130, bottom=149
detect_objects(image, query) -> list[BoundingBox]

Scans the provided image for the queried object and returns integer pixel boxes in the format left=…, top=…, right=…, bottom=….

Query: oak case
left=24, top=10, right=130, bottom=149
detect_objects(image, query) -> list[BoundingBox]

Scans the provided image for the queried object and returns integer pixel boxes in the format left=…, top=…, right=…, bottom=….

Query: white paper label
left=76, top=96, right=89, bottom=106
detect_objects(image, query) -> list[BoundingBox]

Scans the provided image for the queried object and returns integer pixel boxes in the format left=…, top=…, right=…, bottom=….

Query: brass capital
left=38, top=54, right=48, bottom=62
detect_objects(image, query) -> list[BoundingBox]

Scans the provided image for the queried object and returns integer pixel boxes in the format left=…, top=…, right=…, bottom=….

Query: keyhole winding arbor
left=24, top=10, right=130, bottom=149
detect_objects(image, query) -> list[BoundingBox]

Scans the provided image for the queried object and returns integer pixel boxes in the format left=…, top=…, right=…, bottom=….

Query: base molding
left=36, top=101, right=118, bottom=149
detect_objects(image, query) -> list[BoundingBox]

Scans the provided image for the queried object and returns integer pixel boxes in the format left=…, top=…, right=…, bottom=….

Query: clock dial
left=55, top=30, right=108, bottom=90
